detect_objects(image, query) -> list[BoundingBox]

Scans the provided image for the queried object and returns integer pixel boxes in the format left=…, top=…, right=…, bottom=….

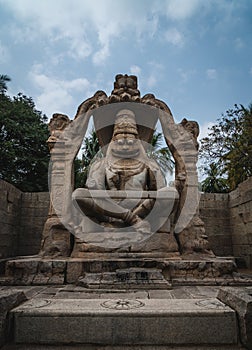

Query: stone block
left=218, top=287, right=252, bottom=349
left=38, top=261, right=52, bottom=275
left=12, top=297, right=237, bottom=345
left=78, top=268, right=172, bottom=289
left=233, top=244, right=252, bottom=257
left=52, top=260, right=66, bottom=274
left=66, top=261, right=83, bottom=284
left=232, top=234, right=249, bottom=245
left=245, top=220, right=252, bottom=236
left=0, top=290, right=27, bottom=346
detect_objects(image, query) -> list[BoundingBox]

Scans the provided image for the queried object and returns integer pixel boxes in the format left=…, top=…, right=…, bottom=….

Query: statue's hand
left=86, top=178, right=97, bottom=189
left=133, top=216, right=151, bottom=234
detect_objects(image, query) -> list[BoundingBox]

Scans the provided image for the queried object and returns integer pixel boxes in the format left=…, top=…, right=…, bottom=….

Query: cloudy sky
left=1, top=0, right=252, bottom=138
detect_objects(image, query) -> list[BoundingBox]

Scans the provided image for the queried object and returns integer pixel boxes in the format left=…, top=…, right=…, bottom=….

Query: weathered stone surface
left=78, top=268, right=172, bottom=289
left=38, top=74, right=206, bottom=259
left=2, top=257, right=241, bottom=286
left=199, top=177, right=252, bottom=268
left=217, top=287, right=252, bottom=349
left=1, top=176, right=252, bottom=271
left=0, top=345, right=248, bottom=350
left=0, top=290, right=27, bottom=346
left=39, top=217, right=71, bottom=257
left=12, top=297, right=237, bottom=345
left=0, top=181, right=22, bottom=258
left=130, top=232, right=178, bottom=253
left=4, top=259, right=67, bottom=286
left=229, top=178, right=252, bottom=268
left=0, top=180, right=50, bottom=259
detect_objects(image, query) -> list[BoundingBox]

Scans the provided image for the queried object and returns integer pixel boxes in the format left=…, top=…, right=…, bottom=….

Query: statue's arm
left=85, top=158, right=106, bottom=189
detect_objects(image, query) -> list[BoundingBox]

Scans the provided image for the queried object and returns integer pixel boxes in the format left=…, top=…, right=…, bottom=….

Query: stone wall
left=199, top=193, right=233, bottom=257
left=0, top=181, right=21, bottom=258
left=0, top=178, right=251, bottom=268
left=229, top=177, right=252, bottom=268
left=199, top=177, right=252, bottom=268
left=0, top=180, right=49, bottom=258
left=18, top=192, right=50, bottom=256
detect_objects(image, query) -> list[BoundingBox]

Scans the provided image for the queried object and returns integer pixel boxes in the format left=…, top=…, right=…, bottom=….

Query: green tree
left=0, top=74, right=11, bottom=94
left=200, top=104, right=252, bottom=192
left=147, top=131, right=174, bottom=177
left=0, top=78, right=50, bottom=191
left=74, top=129, right=101, bottom=188
left=201, top=163, right=229, bottom=193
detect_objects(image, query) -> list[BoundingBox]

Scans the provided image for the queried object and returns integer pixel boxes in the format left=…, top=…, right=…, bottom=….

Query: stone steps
left=11, top=297, right=239, bottom=347
left=3, top=256, right=240, bottom=286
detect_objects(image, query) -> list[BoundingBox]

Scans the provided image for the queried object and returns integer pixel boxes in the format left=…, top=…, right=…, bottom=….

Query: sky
left=0, top=0, right=252, bottom=140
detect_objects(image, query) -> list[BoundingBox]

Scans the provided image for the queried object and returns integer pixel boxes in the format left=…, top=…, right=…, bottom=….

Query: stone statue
left=47, top=113, right=70, bottom=150
left=40, top=74, right=212, bottom=258
left=73, top=109, right=177, bottom=239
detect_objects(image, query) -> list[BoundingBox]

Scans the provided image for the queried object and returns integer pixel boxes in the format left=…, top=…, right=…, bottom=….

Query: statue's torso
left=105, top=165, right=148, bottom=191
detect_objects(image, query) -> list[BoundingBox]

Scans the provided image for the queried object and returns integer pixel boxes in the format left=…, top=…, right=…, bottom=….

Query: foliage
left=74, top=129, right=101, bottom=188
left=0, top=81, right=50, bottom=192
left=147, top=131, right=174, bottom=177
left=0, top=75, right=11, bottom=94
left=200, top=104, right=252, bottom=192
left=201, top=163, right=229, bottom=193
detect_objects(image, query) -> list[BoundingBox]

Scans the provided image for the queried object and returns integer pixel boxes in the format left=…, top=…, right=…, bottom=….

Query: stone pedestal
left=12, top=297, right=238, bottom=346
left=1, top=255, right=241, bottom=287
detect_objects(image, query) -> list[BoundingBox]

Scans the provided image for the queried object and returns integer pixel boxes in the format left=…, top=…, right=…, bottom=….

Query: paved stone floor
left=1, top=345, right=248, bottom=349
left=1, top=270, right=251, bottom=350
left=2, top=283, right=251, bottom=350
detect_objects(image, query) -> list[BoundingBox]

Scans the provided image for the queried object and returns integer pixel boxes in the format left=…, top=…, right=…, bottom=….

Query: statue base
left=71, top=231, right=179, bottom=255
left=0, top=254, right=247, bottom=287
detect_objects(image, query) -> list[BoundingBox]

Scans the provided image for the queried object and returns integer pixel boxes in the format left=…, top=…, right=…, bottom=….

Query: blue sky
left=0, top=0, right=252, bottom=139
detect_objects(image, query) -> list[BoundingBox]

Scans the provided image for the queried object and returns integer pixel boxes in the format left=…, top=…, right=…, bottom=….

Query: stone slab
left=3, top=256, right=242, bottom=287
left=0, top=290, right=27, bottom=347
left=12, top=298, right=237, bottom=345
left=78, top=268, right=172, bottom=289
left=73, top=188, right=179, bottom=199
left=217, top=286, right=252, bottom=350
left=1, top=345, right=247, bottom=350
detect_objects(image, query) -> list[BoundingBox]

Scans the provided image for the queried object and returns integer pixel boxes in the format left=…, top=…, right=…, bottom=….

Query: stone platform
left=0, top=255, right=245, bottom=287
left=0, top=346, right=247, bottom=350
left=1, top=284, right=251, bottom=349
left=12, top=297, right=237, bottom=346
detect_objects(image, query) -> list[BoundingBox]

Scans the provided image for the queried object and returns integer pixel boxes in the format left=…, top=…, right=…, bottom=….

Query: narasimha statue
left=40, top=74, right=211, bottom=257
left=73, top=109, right=176, bottom=232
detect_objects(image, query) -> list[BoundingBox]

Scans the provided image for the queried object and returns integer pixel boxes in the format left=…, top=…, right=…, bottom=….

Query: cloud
left=0, top=41, right=10, bottom=64
left=199, top=121, right=215, bottom=141
left=130, top=65, right=142, bottom=76
left=0, top=0, right=246, bottom=67
left=164, top=28, right=184, bottom=47
left=92, top=44, right=110, bottom=66
left=29, top=64, right=93, bottom=117
left=177, top=68, right=195, bottom=83
left=162, top=0, right=202, bottom=20
left=1, top=0, right=208, bottom=66
left=1, top=0, right=159, bottom=65
left=146, top=75, right=157, bottom=88
left=234, top=37, right=244, bottom=50
left=206, top=69, right=217, bottom=80
left=144, top=61, right=164, bottom=89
